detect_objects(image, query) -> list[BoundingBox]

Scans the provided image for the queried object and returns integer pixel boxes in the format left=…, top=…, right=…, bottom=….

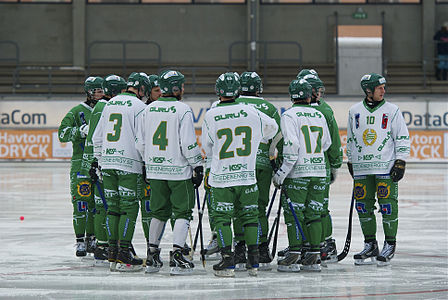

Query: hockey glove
left=89, top=160, right=102, bottom=183
left=192, top=166, right=204, bottom=188
left=272, top=168, right=288, bottom=189
left=390, top=159, right=406, bottom=182
left=204, top=169, right=210, bottom=190
left=330, top=168, right=338, bottom=184
left=347, top=162, right=354, bottom=179
left=142, top=163, right=151, bottom=185
left=80, top=124, right=89, bottom=138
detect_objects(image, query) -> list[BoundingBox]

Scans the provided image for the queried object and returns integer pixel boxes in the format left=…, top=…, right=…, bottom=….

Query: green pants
left=353, top=174, right=398, bottom=243
left=211, top=184, right=260, bottom=249
left=149, top=179, right=195, bottom=222
left=321, top=169, right=332, bottom=242
left=70, top=172, right=94, bottom=238
left=102, top=169, right=142, bottom=248
left=92, top=180, right=108, bottom=244
left=233, top=167, right=272, bottom=244
left=204, top=169, right=216, bottom=234
left=140, top=181, right=152, bottom=240
left=282, top=177, right=326, bottom=252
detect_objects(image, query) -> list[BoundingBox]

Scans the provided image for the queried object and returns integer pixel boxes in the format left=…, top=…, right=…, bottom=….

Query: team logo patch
left=356, top=202, right=367, bottom=214
left=380, top=203, right=392, bottom=215
left=381, top=114, right=389, bottom=129
left=354, top=183, right=366, bottom=200
left=144, top=185, right=151, bottom=197
left=77, top=181, right=91, bottom=197
left=362, top=129, right=377, bottom=146
left=77, top=201, right=88, bottom=212
left=377, top=182, right=390, bottom=198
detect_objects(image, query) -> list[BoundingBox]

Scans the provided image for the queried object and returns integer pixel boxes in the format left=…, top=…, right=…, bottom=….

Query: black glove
left=89, top=160, right=100, bottom=182
left=347, top=162, right=354, bottom=179
left=142, top=163, right=150, bottom=185
left=192, top=166, right=204, bottom=188
left=390, top=159, right=406, bottom=182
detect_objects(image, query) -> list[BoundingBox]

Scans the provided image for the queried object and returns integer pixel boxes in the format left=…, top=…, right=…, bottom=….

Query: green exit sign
left=353, top=12, right=368, bottom=19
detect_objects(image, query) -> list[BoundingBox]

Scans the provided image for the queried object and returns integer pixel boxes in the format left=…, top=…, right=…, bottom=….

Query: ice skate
left=85, top=235, right=96, bottom=256
left=75, top=240, right=87, bottom=257
left=170, top=249, right=194, bottom=275
left=116, top=247, right=143, bottom=272
left=258, top=242, right=272, bottom=271
left=234, top=241, right=247, bottom=271
left=182, top=242, right=193, bottom=262
left=93, top=245, right=109, bottom=267
left=277, top=246, right=290, bottom=258
left=277, top=251, right=301, bottom=272
left=354, top=240, right=379, bottom=265
left=246, top=245, right=259, bottom=277
left=108, top=245, right=118, bottom=271
left=301, top=251, right=321, bottom=272
left=377, top=241, right=396, bottom=267
left=321, top=238, right=338, bottom=264
left=204, top=235, right=220, bottom=260
left=213, top=247, right=235, bottom=278
left=145, top=248, right=163, bottom=273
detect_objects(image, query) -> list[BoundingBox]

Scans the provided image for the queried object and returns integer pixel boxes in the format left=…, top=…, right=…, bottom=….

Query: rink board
left=0, top=128, right=447, bottom=162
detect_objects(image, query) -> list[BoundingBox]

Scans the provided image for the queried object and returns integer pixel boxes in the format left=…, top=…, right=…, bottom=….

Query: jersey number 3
left=107, top=113, right=122, bottom=142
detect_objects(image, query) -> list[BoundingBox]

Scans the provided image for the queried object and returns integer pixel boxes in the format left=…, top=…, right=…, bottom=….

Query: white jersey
left=135, top=97, right=202, bottom=180
left=279, top=104, right=332, bottom=178
left=202, top=101, right=278, bottom=188
left=347, top=100, right=410, bottom=176
left=92, top=93, right=146, bottom=173
left=205, top=100, right=220, bottom=170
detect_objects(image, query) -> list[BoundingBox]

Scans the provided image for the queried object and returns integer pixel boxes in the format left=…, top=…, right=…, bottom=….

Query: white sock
left=148, top=218, right=166, bottom=251
left=173, top=218, right=190, bottom=250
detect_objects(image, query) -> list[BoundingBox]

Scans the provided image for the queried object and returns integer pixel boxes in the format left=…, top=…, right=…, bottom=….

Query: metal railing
left=228, top=40, right=302, bottom=84
left=159, top=66, right=229, bottom=94
left=12, top=66, right=86, bottom=96
left=0, top=40, right=20, bottom=65
left=87, top=40, right=162, bottom=75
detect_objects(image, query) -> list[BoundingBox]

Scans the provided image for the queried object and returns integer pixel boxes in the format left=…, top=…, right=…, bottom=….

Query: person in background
left=433, top=22, right=448, bottom=80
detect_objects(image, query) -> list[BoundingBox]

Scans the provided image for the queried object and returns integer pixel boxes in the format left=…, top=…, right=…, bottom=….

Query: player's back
left=282, top=104, right=331, bottom=178
left=202, top=102, right=277, bottom=187
left=94, top=93, right=146, bottom=173
left=142, top=97, right=199, bottom=180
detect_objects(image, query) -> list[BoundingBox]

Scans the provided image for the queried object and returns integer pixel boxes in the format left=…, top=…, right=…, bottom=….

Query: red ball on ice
left=20, top=216, right=24, bottom=221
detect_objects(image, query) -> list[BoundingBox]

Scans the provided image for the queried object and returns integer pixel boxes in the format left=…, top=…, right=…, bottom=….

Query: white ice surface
left=0, top=162, right=447, bottom=300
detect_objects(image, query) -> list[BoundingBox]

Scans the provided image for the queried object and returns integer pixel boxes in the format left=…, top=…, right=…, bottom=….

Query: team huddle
left=58, top=68, right=410, bottom=277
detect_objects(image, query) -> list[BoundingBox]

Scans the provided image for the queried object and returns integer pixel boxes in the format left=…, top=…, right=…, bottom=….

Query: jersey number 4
left=217, top=126, right=251, bottom=159
left=153, top=121, right=168, bottom=150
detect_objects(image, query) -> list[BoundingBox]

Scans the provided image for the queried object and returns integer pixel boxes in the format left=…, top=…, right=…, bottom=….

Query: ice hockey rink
left=0, top=162, right=447, bottom=300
